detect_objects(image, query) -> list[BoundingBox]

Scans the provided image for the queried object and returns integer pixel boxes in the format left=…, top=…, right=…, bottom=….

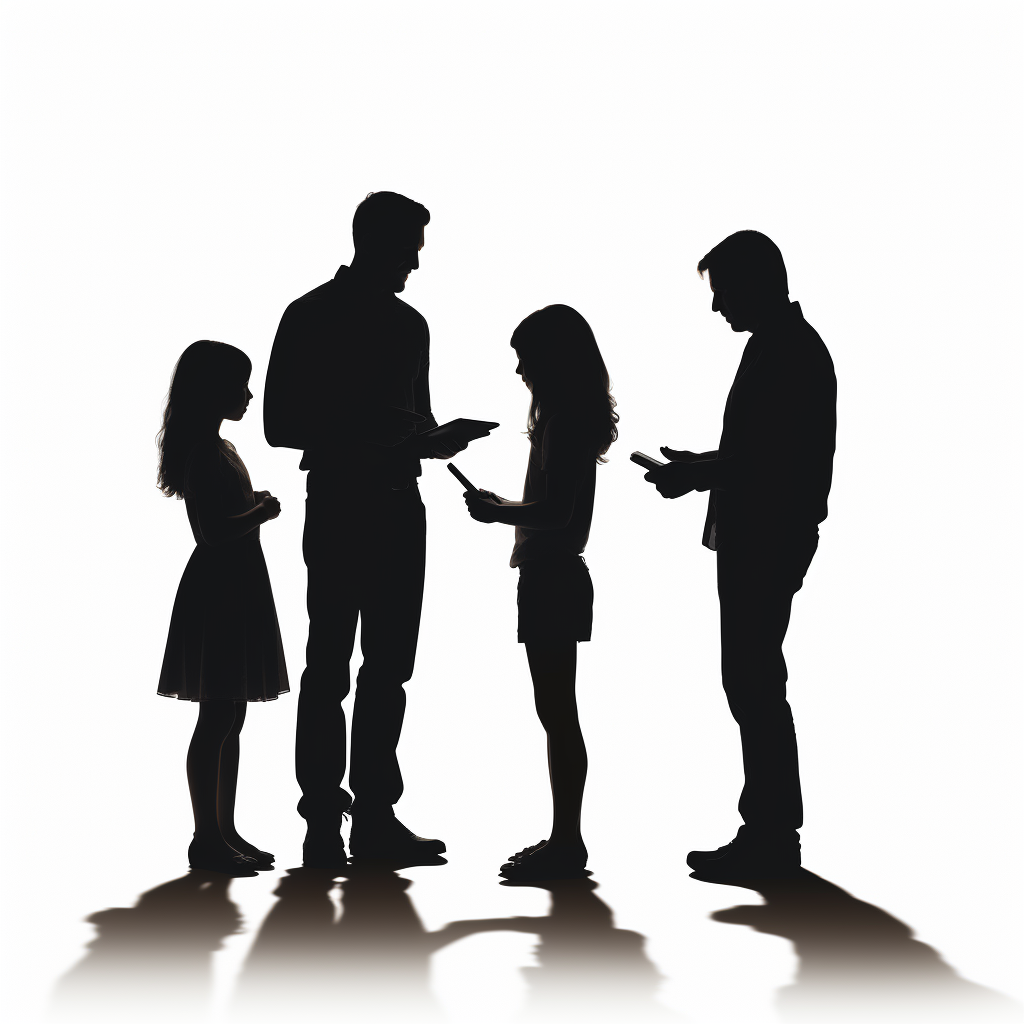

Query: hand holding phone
left=630, top=451, right=666, bottom=471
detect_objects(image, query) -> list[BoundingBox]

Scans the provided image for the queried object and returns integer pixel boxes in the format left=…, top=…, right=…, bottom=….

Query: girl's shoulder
left=539, top=413, right=596, bottom=471
left=184, top=439, right=235, bottom=496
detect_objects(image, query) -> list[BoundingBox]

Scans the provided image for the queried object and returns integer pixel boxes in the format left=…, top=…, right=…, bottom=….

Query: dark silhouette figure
left=644, top=231, right=836, bottom=879
left=463, top=306, right=618, bottom=880
left=231, top=866, right=675, bottom=1023
left=49, top=871, right=243, bottom=1022
left=702, top=870, right=1022, bottom=1021
left=157, top=341, right=287, bottom=872
left=265, top=192, right=487, bottom=868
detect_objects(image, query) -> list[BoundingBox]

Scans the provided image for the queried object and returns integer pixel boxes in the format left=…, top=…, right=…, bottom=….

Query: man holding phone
left=643, top=230, right=836, bottom=879
left=265, top=192, right=484, bottom=867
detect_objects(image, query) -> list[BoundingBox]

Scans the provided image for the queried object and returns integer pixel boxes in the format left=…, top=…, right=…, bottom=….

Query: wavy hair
left=157, top=341, right=252, bottom=498
left=511, top=305, right=618, bottom=464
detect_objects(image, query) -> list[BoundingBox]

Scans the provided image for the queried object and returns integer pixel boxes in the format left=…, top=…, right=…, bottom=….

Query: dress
left=158, top=439, right=289, bottom=702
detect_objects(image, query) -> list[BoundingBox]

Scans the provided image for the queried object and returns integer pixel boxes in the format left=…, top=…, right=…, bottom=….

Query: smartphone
left=630, top=451, right=665, bottom=471
left=447, top=462, right=501, bottom=503
left=447, top=462, right=478, bottom=492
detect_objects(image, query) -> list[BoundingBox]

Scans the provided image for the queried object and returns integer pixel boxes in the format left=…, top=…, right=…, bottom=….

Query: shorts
left=517, top=555, right=594, bottom=644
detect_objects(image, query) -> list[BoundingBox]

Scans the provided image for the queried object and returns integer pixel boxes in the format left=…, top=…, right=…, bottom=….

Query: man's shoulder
left=392, top=294, right=428, bottom=328
left=287, top=280, right=337, bottom=310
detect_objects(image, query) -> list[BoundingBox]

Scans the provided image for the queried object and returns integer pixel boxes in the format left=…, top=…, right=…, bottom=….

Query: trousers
left=717, top=532, right=818, bottom=832
left=295, top=473, right=426, bottom=818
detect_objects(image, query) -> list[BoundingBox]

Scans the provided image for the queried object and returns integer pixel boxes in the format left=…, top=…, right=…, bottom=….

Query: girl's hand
left=258, top=494, right=282, bottom=521
left=464, top=489, right=501, bottom=523
left=254, top=490, right=271, bottom=502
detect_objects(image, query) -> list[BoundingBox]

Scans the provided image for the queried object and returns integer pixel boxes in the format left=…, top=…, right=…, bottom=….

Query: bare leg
left=187, top=701, right=243, bottom=859
left=215, top=703, right=269, bottom=858
left=526, top=641, right=587, bottom=850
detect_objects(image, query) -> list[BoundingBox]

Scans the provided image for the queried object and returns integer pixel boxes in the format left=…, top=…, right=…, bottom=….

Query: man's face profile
left=709, top=275, right=752, bottom=333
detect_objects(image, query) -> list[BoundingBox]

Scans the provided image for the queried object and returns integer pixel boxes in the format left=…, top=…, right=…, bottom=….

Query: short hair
left=697, top=230, right=788, bottom=297
left=352, top=191, right=430, bottom=251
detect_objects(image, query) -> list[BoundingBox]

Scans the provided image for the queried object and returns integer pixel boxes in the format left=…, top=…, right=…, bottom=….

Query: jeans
left=295, top=474, right=426, bottom=819
left=717, top=532, right=818, bottom=832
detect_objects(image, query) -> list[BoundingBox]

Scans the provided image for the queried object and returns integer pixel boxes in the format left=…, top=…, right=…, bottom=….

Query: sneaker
left=349, top=811, right=446, bottom=862
left=499, top=839, right=589, bottom=881
left=298, top=791, right=353, bottom=870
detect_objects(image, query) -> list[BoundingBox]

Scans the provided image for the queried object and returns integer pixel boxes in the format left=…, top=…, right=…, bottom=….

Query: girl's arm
left=465, top=468, right=577, bottom=529
left=192, top=495, right=280, bottom=546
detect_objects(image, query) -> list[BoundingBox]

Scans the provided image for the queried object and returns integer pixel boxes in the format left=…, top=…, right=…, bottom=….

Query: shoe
left=499, top=839, right=589, bottom=881
left=687, top=829, right=801, bottom=880
left=225, top=838, right=275, bottom=870
left=688, top=827, right=798, bottom=868
left=349, top=811, right=446, bottom=862
left=188, top=839, right=259, bottom=876
left=505, top=840, right=548, bottom=864
left=299, top=791, right=353, bottom=870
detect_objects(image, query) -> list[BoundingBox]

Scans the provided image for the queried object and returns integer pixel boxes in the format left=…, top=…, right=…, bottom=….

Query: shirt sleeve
left=540, top=416, right=594, bottom=475
left=413, top=322, right=438, bottom=432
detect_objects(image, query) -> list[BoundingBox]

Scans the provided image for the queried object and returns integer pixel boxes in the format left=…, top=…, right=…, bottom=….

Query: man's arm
left=264, top=301, right=311, bottom=450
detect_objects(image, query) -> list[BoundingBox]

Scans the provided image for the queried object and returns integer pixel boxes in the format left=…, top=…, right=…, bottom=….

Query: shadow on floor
left=698, top=868, right=1022, bottom=1022
left=48, top=870, right=243, bottom=1022
left=230, top=864, right=678, bottom=1023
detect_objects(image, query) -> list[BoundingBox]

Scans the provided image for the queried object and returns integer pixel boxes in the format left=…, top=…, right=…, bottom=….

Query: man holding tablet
left=265, top=192, right=494, bottom=867
left=643, top=230, right=836, bottom=879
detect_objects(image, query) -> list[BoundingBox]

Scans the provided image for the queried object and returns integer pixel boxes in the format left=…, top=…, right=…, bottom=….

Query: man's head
left=698, top=230, right=789, bottom=332
left=351, top=191, right=430, bottom=292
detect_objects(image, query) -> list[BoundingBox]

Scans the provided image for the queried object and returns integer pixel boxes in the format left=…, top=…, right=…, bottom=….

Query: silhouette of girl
left=157, top=341, right=289, bottom=873
left=463, top=305, right=617, bottom=879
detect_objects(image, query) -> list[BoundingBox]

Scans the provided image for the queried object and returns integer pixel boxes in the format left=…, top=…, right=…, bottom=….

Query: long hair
left=157, top=341, right=252, bottom=498
left=512, top=305, right=618, bottom=464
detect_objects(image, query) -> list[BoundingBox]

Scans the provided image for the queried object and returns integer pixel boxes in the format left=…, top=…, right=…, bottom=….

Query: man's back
left=709, top=302, right=836, bottom=547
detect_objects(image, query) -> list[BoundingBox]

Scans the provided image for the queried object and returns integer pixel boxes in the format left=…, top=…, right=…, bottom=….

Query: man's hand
left=660, top=447, right=702, bottom=463
left=424, top=438, right=469, bottom=459
left=359, top=406, right=427, bottom=447
left=463, top=488, right=502, bottom=522
left=644, top=462, right=699, bottom=499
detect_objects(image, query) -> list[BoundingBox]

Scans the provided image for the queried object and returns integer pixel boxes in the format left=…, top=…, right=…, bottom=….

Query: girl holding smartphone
left=463, top=305, right=617, bottom=880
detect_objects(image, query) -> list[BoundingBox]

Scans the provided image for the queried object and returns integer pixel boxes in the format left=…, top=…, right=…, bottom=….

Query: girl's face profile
left=224, top=380, right=253, bottom=421
left=514, top=348, right=533, bottom=392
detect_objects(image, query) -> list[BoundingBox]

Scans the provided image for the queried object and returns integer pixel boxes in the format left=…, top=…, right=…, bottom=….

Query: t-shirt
left=510, top=414, right=598, bottom=568
left=703, top=301, right=836, bottom=550
left=264, top=265, right=437, bottom=486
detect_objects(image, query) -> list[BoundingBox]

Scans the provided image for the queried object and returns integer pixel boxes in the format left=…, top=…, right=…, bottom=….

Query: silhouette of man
left=265, top=192, right=463, bottom=867
left=644, top=230, right=836, bottom=878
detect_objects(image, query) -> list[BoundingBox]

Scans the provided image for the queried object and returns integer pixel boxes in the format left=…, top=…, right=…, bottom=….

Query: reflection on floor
left=48, top=864, right=1021, bottom=1023
left=700, top=868, right=1022, bottom=1022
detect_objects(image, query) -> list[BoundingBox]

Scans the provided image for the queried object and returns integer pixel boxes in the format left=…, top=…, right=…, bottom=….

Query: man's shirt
left=264, top=266, right=437, bottom=486
left=704, top=301, right=837, bottom=550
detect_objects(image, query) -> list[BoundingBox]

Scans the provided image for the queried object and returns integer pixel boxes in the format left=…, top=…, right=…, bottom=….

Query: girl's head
left=511, top=305, right=618, bottom=463
left=157, top=341, right=252, bottom=497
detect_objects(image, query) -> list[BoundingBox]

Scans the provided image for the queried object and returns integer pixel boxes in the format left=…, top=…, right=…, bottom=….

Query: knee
left=298, top=677, right=351, bottom=705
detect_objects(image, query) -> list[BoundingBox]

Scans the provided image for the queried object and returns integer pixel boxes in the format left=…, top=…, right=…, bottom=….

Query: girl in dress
left=463, top=305, right=617, bottom=880
left=157, top=341, right=289, bottom=873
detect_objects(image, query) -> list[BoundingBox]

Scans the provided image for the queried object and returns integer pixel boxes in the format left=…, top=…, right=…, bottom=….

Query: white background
left=2, top=2, right=1022, bottom=1022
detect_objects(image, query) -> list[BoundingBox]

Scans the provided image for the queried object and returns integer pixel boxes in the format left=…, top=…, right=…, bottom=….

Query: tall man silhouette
left=645, top=231, right=836, bottom=878
left=265, top=192, right=464, bottom=867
